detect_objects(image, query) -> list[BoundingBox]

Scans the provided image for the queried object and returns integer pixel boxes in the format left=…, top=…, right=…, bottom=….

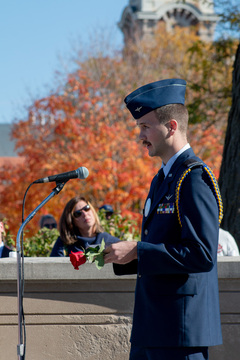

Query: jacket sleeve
left=113, top=260, right=138, bottom=275
left=138, top=167, right=220, bottom=276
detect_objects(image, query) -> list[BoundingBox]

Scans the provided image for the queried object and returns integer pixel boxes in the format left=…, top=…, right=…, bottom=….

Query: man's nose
left=139, top=129, right=146, bottom=141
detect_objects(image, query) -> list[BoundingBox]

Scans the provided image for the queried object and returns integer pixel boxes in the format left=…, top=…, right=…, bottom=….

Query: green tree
left=23, top=228, right=60, bottom=257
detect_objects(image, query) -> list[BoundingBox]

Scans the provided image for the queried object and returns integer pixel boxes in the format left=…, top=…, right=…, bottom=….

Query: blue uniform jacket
left=50, top=231, right=119, bottom=257
left=114, top=148, right=222, bottom=348
left=1, top=245, right=11, bottom=258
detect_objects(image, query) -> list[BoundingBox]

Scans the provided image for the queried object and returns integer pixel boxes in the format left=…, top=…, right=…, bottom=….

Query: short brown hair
left=59, top=196, right=103, bottom=245
left=154, top=104, right=189, bottom=134
left=39, top=214, right=57, bottom=228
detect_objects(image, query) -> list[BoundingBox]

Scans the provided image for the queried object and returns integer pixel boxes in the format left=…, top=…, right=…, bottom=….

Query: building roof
left=0, top=124, right=24, bottom=192
left=0, top=157, right=24, bottom=167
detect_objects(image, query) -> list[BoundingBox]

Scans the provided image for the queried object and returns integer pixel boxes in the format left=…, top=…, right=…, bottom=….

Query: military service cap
left=124, top=78, right=186, bottom=119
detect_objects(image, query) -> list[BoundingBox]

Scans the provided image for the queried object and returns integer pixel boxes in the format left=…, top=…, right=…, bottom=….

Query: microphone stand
left=16, top=182, right=66, bottom=359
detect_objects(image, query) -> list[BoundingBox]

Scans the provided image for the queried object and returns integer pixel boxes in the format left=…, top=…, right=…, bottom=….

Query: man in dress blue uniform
left=104, top=79, right=222, bottom=360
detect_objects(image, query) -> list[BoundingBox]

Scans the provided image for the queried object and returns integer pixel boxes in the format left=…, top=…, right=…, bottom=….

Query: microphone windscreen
left=77, top=167, right=89, bottom=179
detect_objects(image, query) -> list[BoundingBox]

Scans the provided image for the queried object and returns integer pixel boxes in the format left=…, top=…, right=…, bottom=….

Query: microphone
left=34, top=166, right=89, bottom=184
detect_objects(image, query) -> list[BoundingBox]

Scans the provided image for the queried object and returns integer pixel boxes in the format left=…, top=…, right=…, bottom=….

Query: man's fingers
left=104, top=241, right=138, bottom=264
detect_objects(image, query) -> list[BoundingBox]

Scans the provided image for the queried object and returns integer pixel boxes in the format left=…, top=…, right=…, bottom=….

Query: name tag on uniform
left=157, top=203, right=175, bottom=214
left=144, top=198, right=151, bottom=217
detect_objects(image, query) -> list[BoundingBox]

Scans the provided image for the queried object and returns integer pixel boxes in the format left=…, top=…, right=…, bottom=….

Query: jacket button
left=144, top=229, right=148, bottom=235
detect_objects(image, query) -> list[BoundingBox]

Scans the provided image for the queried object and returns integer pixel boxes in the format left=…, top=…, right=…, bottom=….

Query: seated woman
left=50, top=195, right=119, bottom=256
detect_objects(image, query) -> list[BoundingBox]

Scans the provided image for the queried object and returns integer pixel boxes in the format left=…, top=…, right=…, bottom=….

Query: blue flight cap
left=99, top=204, right=114, bottom=213
left=124, top=78, right=187, bottom=119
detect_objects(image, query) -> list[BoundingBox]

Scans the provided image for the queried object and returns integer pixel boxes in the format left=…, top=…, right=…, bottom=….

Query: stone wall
left=0, top=257, right=239, bottom=360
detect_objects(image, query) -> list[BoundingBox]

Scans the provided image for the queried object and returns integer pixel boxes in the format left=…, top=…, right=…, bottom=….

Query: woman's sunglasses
left=73, top=204, right=91, bottom=218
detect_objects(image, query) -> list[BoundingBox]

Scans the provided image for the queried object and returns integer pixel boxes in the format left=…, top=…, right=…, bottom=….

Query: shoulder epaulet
left=175, top=158, right=223, bottom=227
left=182, top=158, right=203, bottom=168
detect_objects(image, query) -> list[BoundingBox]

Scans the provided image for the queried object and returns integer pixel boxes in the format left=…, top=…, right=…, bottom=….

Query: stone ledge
left=0, top=257, right=136, bottom=281
left=0, top=257, right=239, bottom=360
left=0, top=314, right=133, bottom=326
left=217, top=256, right=240, bottom=278
left=0, top=256, right=239, bottom=281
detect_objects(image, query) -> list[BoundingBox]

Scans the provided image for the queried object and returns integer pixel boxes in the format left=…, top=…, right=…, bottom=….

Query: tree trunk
left=218, top=43, right=240, bottom=248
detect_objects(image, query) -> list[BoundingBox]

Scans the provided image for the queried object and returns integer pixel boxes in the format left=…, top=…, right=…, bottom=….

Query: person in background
left=39, top=214, right=57, bottom=230
left=104, top=78, right=222, bottom=360
left=99, top=204, right=114, bottom=220
left=0, top=219, right=11, bottom=258
left=218, top=228, right=239, bottom=256
left=50, top=196, right=119, bottom=257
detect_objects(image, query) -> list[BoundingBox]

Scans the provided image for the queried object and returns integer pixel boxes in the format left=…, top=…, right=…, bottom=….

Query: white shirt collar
left=162, top=143, right=191, bottom=178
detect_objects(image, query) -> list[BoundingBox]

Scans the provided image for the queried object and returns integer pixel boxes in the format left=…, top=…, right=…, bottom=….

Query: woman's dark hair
left=59, top=195, right=103, bottom=245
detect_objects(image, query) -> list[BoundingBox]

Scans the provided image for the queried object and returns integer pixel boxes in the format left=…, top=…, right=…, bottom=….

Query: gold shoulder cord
left=175, top=164, right=223, bottom=227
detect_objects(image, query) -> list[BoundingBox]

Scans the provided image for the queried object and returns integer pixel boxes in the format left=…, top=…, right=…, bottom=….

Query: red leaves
left=189, top=123, right=224, bottom=179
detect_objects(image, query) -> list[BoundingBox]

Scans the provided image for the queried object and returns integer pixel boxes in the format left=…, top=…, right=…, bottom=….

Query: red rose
left=69, top=251, right=87, bottom=270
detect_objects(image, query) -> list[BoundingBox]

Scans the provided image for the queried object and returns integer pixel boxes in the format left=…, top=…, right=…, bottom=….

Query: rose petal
left=70, top=251, right=87, bottom=270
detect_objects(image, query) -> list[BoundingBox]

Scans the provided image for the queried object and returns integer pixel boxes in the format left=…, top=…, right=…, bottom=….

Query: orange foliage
left=188, top=123, right=225, bottom=179
left=0, top=73, right=159, bottom=238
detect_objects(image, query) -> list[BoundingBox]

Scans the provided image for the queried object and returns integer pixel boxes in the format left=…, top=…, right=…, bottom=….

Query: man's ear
left=169, top=119, right=177, bottom=134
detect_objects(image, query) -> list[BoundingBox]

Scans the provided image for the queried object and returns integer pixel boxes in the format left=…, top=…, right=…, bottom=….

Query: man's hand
left=104, top=241, right=138, bottom=264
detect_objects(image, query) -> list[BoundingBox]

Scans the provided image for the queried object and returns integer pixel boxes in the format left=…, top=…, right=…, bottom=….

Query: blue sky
left=0, top=0, right=126, bottom=124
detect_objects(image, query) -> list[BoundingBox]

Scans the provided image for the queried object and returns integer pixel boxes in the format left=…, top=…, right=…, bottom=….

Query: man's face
left=42, top=219, right=57, bottom=229
left=137, top=111, right=168, bottom=158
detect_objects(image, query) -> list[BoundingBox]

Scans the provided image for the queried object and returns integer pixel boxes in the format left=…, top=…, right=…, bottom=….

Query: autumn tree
left=0, top=25, right=237, bottom=238
left=0, top=72, right=157, bottom=237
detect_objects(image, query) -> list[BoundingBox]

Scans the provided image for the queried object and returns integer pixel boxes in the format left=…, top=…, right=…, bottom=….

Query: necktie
left=157, top=168, right=165, bottom=185
left=152, top=168, right=164, bottom=201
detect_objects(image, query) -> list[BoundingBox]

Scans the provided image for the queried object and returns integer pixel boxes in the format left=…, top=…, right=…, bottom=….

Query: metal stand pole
left=16, top=182, right=65, bottom=359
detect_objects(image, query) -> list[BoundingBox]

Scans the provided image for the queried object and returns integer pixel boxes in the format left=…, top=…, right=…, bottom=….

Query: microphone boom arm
left=17, top=182, right=66, bottom=359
